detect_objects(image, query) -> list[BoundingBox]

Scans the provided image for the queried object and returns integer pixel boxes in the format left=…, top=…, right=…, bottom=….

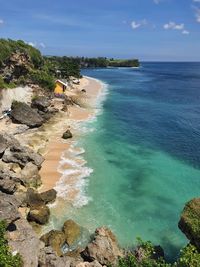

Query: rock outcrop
left=0, top=169, right=21, bottom=194
left=63, top=219, right=81, bottom=246
left=179, top=198, right=200, bottom=249
left=40, top=189, right=57, bottom=204
left=3, top=143, right=44, bottom=168
left=82, top=227, right=123, bottom=266
left=41, top=230, right=65, bottom=256
left=0, top=133, right=20, bottom=158
left=10, top=101, right=44, bottom=128
left=0, top=192, right=20, bottom=225
left=31, top=96, right=51, bottom=112
left=27, top=204, right=50, bottom=225
left=62, top=129, right=73, bottom=139
left=7, top=218, right=43, bottom=267
left=1, top=52, right=32, bottom=83
left=21, top=162, right=42, bottom=188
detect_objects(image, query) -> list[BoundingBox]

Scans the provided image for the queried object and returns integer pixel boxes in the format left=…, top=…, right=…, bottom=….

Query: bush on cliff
left=29, top=70, right=55, bottom=90
left=0, top=221, right=23, bottom=267
left=118, top=238, right=171, bottom=267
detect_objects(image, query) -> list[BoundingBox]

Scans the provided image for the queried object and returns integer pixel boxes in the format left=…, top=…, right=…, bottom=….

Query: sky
left=0, top=0, right=200, bottom=61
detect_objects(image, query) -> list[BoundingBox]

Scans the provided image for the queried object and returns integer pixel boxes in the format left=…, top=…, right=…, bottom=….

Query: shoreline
left=39, top=76, right=105, bottom=208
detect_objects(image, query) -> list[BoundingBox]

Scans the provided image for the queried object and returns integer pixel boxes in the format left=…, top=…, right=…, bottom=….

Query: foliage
left=117, top=238, right=171, bottom=267
left=175, top=244, right=200, bottom=267
left=0, top=76, right=16, bottom=89
left=29, top=70, right=55, bottom=90
left=0, top=39, right=43, bottom=68
left=0, top=221, right=23, bottom=267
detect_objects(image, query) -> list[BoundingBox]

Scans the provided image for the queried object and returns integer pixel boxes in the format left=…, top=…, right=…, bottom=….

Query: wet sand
left=39, top=77, right=103, bottom=193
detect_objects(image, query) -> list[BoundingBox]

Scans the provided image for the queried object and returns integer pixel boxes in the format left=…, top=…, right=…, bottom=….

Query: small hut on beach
left=54, top=79, right=68, bottom=96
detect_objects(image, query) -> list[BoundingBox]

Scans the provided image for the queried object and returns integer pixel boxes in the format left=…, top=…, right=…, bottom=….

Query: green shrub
left=176, top=244, right=200, bottom=267
left=0, top=221, right=23, bottom=267
left=29, top=70, right=55, bottom=90
left=117, top=238, right=171, bottom=267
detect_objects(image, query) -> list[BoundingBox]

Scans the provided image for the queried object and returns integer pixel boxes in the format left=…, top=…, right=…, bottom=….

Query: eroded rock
left=40, top=230, right=65, bottom=256
left=21, top=162, right=42, bottom=188
left=62, top=130, right=73, bottom=139
left=40, top=189, right=57, bottom=204
left=81, top=227, right=123, bottom=266
left=27, top=204, right=50, bottom=225
left=11, top=101, right=44, bottom=128
left=63, top=219, right=81, bottom=246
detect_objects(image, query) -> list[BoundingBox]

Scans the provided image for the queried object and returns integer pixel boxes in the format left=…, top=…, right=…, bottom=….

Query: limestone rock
left=0, top=133, right=20, bottom=157
left=81, top=227, right=123, bottom=266
left=40, top=230, right=65, bottom=256
left=63, top=219, right=81, bottom=246
left=11, top=101, right=43, bottom=128
left=39, top=247, right=73, bottom=267
left=21, top=162, right=42, bottom=188
left=26, top=188, right=44, bottom=207
left=179, top=198, right=200, bottom=249
left=40, top=189, right=57, bottom=204
left=0, top=169, right=21, bottom=194
left=0, top=192, right=20, bottom=225
left=27, top=204, right=50, bottom=225
left=62, top=129, right=73, bottom=139
left=7, top=218, right=43, bottom=267
left=2, top=144, right=44, bottom=168
left=31, top=96, right=51, bottom=112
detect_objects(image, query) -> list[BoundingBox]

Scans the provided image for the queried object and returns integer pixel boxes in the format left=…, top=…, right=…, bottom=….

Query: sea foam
left=54, top=76, right=108, bottom=208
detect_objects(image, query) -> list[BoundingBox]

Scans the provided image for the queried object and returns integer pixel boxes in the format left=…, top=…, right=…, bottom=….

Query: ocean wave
left=54, top=76, right=108, bottom=208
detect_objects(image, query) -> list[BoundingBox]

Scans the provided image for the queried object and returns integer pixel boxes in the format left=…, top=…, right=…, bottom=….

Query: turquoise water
left=53, top=63, right=200, bottom=260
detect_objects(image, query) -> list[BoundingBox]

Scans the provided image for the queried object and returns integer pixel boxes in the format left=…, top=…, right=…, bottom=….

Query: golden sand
left=39, top=77, right=103, bottom=193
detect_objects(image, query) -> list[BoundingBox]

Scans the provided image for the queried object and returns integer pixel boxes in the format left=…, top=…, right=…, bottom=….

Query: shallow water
left=52, top=63, right=200, bottom=260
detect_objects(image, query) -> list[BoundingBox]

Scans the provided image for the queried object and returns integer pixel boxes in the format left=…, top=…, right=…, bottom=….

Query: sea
left=51, top=62, right=200, bottom=261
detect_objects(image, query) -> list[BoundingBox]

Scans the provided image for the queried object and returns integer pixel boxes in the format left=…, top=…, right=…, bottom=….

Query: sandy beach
left=39, top=76, right=103, bottom=199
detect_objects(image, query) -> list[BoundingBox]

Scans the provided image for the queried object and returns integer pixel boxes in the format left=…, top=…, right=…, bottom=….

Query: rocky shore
left=1, top=78, right=200, bottom=267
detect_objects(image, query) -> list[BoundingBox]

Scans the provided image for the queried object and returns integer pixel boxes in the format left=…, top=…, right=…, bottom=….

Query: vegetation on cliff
left=0, top=221, right=22, bottom=267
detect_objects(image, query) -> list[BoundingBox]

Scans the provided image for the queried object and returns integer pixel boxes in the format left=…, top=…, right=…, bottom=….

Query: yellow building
left=54, top=79, right=68, bottom=96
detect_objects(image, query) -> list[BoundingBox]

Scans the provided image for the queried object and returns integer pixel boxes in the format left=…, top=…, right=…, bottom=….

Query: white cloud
left=27, top=41, right=46, bottom=49
left=164, top=22, right=184, bottom=30
left=39, top=42, right=46, bottom=49
left=182, top=30, right=190, bottom=35
left=163, top=21, right=189, bottom=35
left=0, top=19, right=4, bottom=25
left=131, top=19, right=147, bottom=30
left=195, top=7, right=200, bottom=22
left=193, top=0, right=200, bottom=2
left=28, top=42, right=36, bottom=47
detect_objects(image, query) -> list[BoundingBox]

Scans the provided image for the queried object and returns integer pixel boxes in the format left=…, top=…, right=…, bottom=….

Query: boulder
left=39, top=247, right=77, bottom=267
left=0, top=192, right=20, bottom=225
left=26, top=188, right=44, bottom=207
left=81, top=227, right=123, bottom=266
left=21, top=162, right=42, bottom=188
left=0, top=169, right=21, bottom=194
left=40, top=189, right=57, bottom=204
left=11, top=101, right=44, bottom=128
left=27, top=204, right=50, bottom=225
left=0, top=133, right=20, bottom=157
left=40, top=230, right=65, bottom=256
left=63, top=219, right=81, bottom=246
left=0, top=134, right=7, bottom=155
left=31, top=96, right=51, bottom=112
left=2, top=144, right=44, bottom=168
left=179, top=198, right=200, bottom=249
left=62, top=130, right=73, bottom=139
left=7, top=218, right=43, bottom=267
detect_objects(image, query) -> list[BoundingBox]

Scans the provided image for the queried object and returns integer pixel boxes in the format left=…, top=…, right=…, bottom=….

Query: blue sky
left=0, top=0, right=200, bottom=61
